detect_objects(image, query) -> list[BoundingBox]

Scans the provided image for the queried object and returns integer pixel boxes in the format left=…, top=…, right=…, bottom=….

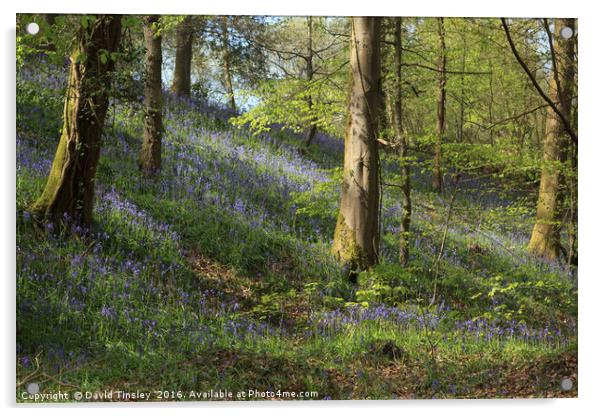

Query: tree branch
left=543, top=18, right=563, bottom=102
left=500, top=18, right=577, bottom=145
left=401, top=62, right=491, bottom=76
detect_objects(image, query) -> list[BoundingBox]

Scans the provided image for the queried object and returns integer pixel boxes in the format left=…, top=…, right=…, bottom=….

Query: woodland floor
left=16, top=61, right=577, bottom=401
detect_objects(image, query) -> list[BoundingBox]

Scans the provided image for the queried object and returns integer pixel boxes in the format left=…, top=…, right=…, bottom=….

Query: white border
left=2, top=1, right=600, bottom=415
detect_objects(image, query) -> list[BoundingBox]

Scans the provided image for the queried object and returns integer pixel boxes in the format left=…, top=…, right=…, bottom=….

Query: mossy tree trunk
left=140, top=15, right=163, bottom=177
left=432, top=17, right=446, bottom=193
left=567, top=66, right=578, bottom=267
left=527, top=18, right=576, bottom=260
left=31, top=15, right=122, bottom=227
left=392, top=18, right=412, bottom=267
left=332, top=17, right=381, bottom=281
left=171, top=16, right=193, bottom=97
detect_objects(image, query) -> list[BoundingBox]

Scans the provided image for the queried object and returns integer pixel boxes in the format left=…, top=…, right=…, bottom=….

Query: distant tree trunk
left=304, top=119, right=318, bottom=147
left=171, top=16, right=193, bottom=97
left=487, top=57, right=494, bottom=145
left=382, top=83, right=393, bottom=134
left=304, top=16, right=317, bottom=147
left=332, top=17, right=381, bottom=281
left=377, top=35, right=390, bottom=141
left=40, top=14, right=57, bottom=51
left=527, top=18, right=576, bottom=260
left=432, top=17, right=446, bottom=193
left=392, top=18, right=412, bottom=267
left=221, top=16, right=236, bottom=112
left=140, top=15, right=163, bottom=177
left=41, top=14, right=56, bottom=26
left=31, top=15, right=122, bottom=226
left=457, top=32, right=467, bottom=143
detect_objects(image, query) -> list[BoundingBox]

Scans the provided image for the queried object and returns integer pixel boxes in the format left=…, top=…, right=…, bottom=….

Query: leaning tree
left=32, top=15, right=122, bottom=226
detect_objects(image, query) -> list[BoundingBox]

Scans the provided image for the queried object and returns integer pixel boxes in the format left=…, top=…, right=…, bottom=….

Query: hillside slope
left=16, top=61, right=577, bottom=400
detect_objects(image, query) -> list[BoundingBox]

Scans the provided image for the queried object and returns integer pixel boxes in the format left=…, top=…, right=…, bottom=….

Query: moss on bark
left=30, top=15, right=122, bottom=227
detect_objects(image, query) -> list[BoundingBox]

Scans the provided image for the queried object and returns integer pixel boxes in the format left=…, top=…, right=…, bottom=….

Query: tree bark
left=221, top=16, right=236, bottom=112
left=31, top=15, right=122, bottom=227
left=432, top=17, right=446, bottom=193
left=567, top=63, right=578, bottom=267
left=171, top=16, right=193, bottom=97
left=304, top=16, right=317, bottom=147
left=392, top=18, right=412, bottom=267
left=332, top=17, right=381, bottom=281
left=566, top=133, right=578, bottom=267
left=140, top=15, right=163, bottom=177
left=527, top=18, right=576, bottom=260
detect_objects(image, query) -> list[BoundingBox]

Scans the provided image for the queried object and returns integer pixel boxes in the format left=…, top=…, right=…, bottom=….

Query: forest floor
left=16, top=61, right=577, bottom=401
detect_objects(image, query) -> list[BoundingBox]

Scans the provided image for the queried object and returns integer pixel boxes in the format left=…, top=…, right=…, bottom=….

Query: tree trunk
left=221, top=16, right=236, bottom=112
left=566, top=134, right=578, bottom=267
left=383, top=84, right=394, bottom=134
left=41, top=14, right=56, bottom=26
left=392, top=18, right=412, bottom=267
left=377, top=72, right=390, bottom=141
left=304, top=16, right=317, bottom=147
left=567, top=65, right=578, bottom=267
left=40, top=14, right=57, bottom=51
left=332, top=17, right=381, bottom=281
left=488, top=57, right=494, bottom=145
left=432, top=17, right=446, bottom=193
left=140, top=15, right=163, bottom=177
left=458, top=31, right=466, bottom=143
left=31, top=15, right=122, bottom=227
left=527, top=18, right=576, bottom=260
left=171, top=16, right=193, bottom=97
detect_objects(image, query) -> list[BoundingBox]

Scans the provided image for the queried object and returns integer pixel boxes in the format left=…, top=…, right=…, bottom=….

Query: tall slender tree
left=527, top=18, right=576, bottom=259
left=140, top=15, right=163, bottom=177
left=304, top=16, right=318, bottom=147
left=171, top=16, right=193, bottom=97
left=39, top=14, right=57, bottom=51
left=457, top=29, right=467, bottom=143
left=567, top=100, right=578, bottom=266
left=221, top=16, right=237, bottom=112
left=31, top=15, right=122, bottom=226
left=392, top=18, right=412, bottom=266
left=432, top=17, right=446, bottom=193
left=332, top=17, right=382, bottom=281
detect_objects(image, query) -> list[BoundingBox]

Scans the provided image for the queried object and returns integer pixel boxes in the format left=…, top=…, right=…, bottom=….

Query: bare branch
left=500, top=18, right=577, bottom=145
left=401, top=62, right=491, bottom=76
